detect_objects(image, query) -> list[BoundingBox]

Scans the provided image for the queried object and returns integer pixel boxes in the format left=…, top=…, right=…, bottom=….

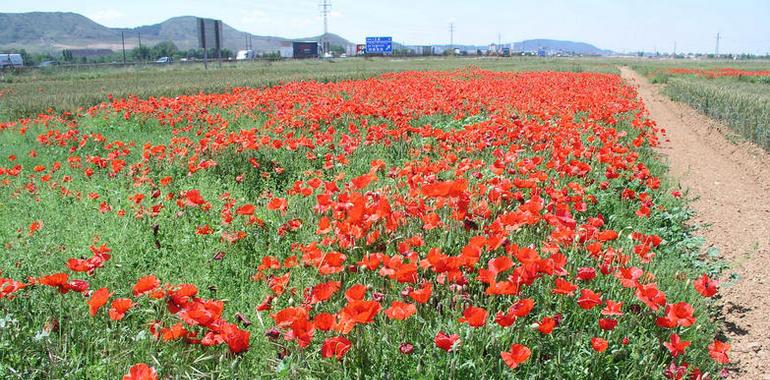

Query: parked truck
left=0, top=53, right=23, bottom=68
left=236, top=50, right=256, bottom=60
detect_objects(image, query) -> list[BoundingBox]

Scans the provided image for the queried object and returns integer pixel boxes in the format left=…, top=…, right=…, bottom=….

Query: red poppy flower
left=434, top=331, right=460, bottom=352
left=122, top=363, right=157, bottom=380
left=576, top=267, right=597, bottom=281
left=313, top=312, right=336, bottom=331
left=235, top=204, right=255, bottom=215
left=340, top=300, right=381, bottom=324
left=538, top=316, right=557, bottom=334
left=591, top=337, right=609, bottom=352
left=87, top=287, right=112, bottom=316
left=495, top=309, right=517, bottom=327
left=598, top=318, right=617, bottom=331
left=601, top=300, right=624, bottom=316
left=708, top=339, right=730, bottom=364
left=108, top=298, right=134, bottom=321
left=310, top=281, right=341, bottom=304
left=185, top=189, right=206, bottom=206
left=553, top=278, right=577, bottom=295
left=133, top=275, right=160, bottom=297
left=344, top=284, right=368, bottom=301
left=458, top=306, right=488, bottom=327
left=500, top=343, right=531, bottom=369
left=656, top=302, right=695, bottom=328
left=351, top=173, right=377, bottom=190
left=663, top=333, right=690, bottom=358
left=694, top=274, right=719, bottom=298
left=267, top=197, right=288, bottom=212
left=221, top=323, right=251, bottom=354
left=321, top=336, right=352, bottom=360
left=408, top=282, right=432, bottom=304
left=597, top=230, right=618, bottom=242
left=38, top=273, right=69, bottom=289
left=511, top=298, right=535, bottom=317
left=384, top=301, right=417, bottom=321
left=159, top=322, right=192, bottom=342
left=577, top=289, right=602, bottom=310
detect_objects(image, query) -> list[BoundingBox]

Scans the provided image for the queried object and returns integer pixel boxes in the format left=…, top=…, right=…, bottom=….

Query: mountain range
left=0, top=12, right=611, bottom=56
left=0, top=12, right=351, bottom=53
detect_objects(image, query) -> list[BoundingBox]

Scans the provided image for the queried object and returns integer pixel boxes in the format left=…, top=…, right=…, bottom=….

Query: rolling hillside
left=0, top=12, right=351, bottom=53
left=0, top=12, right=611, bottom=56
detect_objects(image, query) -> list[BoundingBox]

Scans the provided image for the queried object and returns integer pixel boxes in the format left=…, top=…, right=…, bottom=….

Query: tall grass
left=664, top=77, right=770, bottom=150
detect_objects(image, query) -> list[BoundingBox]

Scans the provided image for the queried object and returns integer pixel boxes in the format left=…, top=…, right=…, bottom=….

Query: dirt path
left=620, top=67, right=770, bottom=379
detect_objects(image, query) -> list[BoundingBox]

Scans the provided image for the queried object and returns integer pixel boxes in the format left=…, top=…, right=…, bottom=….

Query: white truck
left=236, top=50, right=256, bottom=60
left=0, top=53, right=23, bottom=68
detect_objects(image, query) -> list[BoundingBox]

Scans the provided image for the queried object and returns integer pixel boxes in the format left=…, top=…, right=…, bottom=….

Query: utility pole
left=319, top=0, right=331, bottom=55
left=449, top=23, right=455, bottom=54
left=498, top=33, right=501, bottom=51
left=715, top=32, right=721, bottom=58
left=121, top=31, right=126, bottom=64
left=138, top=31, right=143, bottom=62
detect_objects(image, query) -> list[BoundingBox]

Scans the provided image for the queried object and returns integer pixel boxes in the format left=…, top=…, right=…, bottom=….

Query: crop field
left=0, top=63, right=730, bottom=379
left=0, top=57, right=614, bottom=121
left=632, top=60, right=770, bottom=151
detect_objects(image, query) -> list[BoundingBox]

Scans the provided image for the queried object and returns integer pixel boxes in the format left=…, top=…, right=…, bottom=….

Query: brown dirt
left=620, top=67, right=770, bottom=379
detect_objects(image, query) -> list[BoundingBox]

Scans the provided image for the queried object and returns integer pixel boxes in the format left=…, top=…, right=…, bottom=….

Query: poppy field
left=0, top=68, right=728, bottom=379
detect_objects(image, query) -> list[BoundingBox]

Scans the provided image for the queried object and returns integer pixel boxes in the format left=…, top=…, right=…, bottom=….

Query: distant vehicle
left=279, top=47, right=293, bottom=58
left=236, top=50, right=256, bottom=60
left=340, top=53, right=347, bottom=58
left=155, top=56, right=173, bottom=64
left=38, top=60, right=59, bottom=68
left=0, top=53, right=24, bottom=68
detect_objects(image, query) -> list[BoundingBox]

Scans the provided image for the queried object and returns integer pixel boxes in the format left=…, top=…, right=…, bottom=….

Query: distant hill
left=0, top=12, right=611, bottom=56
left=432, top=39, right=611, bottom=56
left=0, top=12, right=352, bottom=53
left=0, top=12, right=119, bottom=50
left=513, top=39, right=612, bottom=55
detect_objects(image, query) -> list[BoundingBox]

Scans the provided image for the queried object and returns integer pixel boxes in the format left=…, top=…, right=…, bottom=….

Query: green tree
left=62, top=49, right=74, bottom=62
left=150, top=41, right=178, bottom=60
left=131, top=45, right=151, bottom=61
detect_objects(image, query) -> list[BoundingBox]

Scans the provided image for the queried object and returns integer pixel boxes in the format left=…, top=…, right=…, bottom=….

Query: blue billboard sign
left=365, top=37, right=393, bottom=54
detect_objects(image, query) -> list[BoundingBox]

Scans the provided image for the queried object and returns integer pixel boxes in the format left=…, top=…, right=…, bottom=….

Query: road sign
left=366, top=37, right=393, bottom=54
left=197, top=18, right=223, bottom=69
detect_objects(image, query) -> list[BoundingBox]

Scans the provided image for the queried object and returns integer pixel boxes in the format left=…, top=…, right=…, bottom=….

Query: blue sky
left=5, top=0, right=770, bottom=53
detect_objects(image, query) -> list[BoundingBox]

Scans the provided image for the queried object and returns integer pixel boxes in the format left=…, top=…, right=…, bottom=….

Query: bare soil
left=620, top=67, right=770, bottom=379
